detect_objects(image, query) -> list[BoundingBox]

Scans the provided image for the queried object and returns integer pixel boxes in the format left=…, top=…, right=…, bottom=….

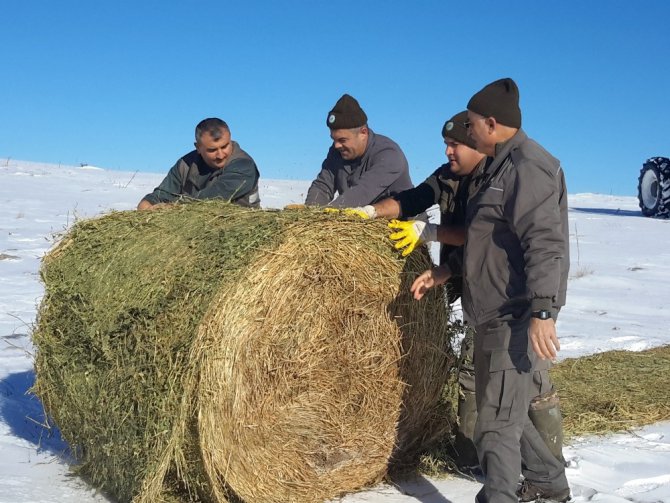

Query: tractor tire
left=637, top=157, right=670, bottom=218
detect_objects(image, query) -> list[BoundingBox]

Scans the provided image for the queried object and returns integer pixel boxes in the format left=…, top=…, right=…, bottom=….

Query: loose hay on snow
left=551, top=345, right=670, bottom=438
left=32, top=201, right=457, bottom=503
left=417, top=344, right=670, bottom=478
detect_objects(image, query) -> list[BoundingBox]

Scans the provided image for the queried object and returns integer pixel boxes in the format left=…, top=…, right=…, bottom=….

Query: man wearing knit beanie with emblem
left=353, top=110, right=487, bottom=468
left=410, top=78, right=570, bottom=503
left=305, top=94, right=413, bottom=207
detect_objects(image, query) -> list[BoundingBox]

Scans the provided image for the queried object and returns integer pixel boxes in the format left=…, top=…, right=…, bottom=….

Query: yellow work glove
left=388, top=219, right=438, bottom=257
left=343, top=205, right=377, bottom=219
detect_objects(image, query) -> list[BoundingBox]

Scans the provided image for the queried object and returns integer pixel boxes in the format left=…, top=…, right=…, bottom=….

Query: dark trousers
left=473, top=315, right=568, bottom=503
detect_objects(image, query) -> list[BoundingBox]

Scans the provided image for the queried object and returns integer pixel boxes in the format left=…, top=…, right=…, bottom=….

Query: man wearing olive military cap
left=350, top=110, right=486, bottom=468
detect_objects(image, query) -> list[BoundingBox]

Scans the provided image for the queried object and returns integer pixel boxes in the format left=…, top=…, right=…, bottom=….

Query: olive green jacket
left=142, top=142, right=260, bottom=208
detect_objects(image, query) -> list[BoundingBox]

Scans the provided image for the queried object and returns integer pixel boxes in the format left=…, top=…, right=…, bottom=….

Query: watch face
left=533, top=310, right=551, bottom=320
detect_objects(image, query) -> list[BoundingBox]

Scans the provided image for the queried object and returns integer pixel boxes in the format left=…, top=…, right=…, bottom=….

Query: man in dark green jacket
left=360, top=111, right=485, bottom=468
left=137, top=118, right=260, bottom=210
left=355, top=111, right=485, bottom=300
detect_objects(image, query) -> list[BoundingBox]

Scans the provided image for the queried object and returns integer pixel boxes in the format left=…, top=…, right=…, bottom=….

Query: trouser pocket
left=475, top=350, right=533, bottom=423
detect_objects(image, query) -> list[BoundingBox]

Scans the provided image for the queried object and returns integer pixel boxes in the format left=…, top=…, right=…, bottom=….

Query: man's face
left=330, top=126, right=368, bottom=161
left=195, top=129, right=233, bottom=169
left=444, top=139, right=483, bottom=176
left=466, top=111, right=495, bottom=156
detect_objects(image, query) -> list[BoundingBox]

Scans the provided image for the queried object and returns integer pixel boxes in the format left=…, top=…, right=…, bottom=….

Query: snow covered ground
left=0, top=159, right=668, bottom=503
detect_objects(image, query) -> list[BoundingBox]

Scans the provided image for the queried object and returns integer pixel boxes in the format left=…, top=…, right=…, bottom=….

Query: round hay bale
left=32, top=202, right=456, bottom=503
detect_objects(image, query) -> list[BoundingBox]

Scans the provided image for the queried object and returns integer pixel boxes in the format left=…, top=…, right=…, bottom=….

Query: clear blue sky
left=2, top=1, right=669, bottom=195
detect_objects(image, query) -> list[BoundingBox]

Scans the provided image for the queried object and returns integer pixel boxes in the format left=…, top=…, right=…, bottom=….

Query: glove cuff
left=362, top=205, right=377, bottom=219
left=424, top=222, right=438, bottom=243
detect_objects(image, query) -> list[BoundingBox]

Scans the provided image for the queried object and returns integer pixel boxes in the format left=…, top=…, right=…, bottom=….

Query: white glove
left=345, top=205, right=377, bottom=219
left=413, top=219, right=438, bottom=242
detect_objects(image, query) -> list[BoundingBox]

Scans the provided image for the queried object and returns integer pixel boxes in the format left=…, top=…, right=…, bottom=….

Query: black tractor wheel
left=637, top=157, right=670, bottom=218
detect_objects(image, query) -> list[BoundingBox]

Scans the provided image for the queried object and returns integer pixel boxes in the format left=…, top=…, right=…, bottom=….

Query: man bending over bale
left=137, top=118, right=260, bottom=210
left=304, top=94, right=413, bottom=207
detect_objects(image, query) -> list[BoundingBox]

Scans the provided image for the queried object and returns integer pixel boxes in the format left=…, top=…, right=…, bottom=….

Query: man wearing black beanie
left=305, top=94, right=413, bottom=207
left=410, top=79, right=571, bottom=503
left=465, top=78, right=570, bottom=503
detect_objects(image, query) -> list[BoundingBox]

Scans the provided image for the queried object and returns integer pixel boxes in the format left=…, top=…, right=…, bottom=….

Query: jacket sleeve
left=508, top=160, right=565, bottom=312
left=329, top=145, right=408, bottom=208
left=305, top=151, right=337, bottom=206
left=142, top=159, right=184, bottom=204
left=393, top=168, right=442, bottom=218
left=192, top=158, right=258, bottom=201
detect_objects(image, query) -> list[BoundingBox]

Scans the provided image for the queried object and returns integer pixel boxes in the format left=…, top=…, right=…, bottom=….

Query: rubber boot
left=454, top=389, right=479, bottom=468
left=528, top=389, right=566, bottom=465
left=453, top=327, right=479, bottom=468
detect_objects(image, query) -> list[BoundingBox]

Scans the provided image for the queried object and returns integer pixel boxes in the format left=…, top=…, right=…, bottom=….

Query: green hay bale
left=32, top=201, right=457, bottom=503
left=551, top=345, right=670, bottom=437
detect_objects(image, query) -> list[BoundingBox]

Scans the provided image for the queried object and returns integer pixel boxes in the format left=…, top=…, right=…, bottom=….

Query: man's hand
left=344, top=205, right=377, bottom=219
left=528, top=318, right=560, bottom=361
left=388, top=219, right=437, bottom=257
left=137, top=199, right=153, bottom=210
left=323, top=206, right=376, bottom=219
left=410, top=266, right=450, bottom=300
left=137, top=200, right=170, bottom=211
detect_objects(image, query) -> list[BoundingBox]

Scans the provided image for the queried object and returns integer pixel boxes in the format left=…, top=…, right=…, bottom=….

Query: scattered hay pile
left=418, top=345, right=670, bottom=477
left=551, top=345, right=670, bottom=438
left=32, top=201, right=456, bottom=503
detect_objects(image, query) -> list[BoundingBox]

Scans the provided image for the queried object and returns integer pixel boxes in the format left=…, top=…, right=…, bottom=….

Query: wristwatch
left=531, top=309, right=552, bottom=320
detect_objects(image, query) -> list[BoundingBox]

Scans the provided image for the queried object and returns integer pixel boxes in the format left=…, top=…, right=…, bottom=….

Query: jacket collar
left=493, top=129, right=526, bottom=159
left=485, top=128, right=527, bottom=176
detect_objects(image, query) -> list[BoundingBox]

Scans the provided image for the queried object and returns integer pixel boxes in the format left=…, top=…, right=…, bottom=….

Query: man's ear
left=485, top=117, right=496, bottom=133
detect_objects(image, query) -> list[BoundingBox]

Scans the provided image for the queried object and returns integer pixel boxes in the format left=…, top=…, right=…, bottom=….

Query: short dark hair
left=195, top=118, right=230, bottom=143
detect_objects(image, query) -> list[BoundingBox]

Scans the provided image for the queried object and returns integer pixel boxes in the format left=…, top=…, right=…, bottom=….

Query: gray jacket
left=305, top=129, right=412, bottom=207
left=459, top=129, right=569, bottom=328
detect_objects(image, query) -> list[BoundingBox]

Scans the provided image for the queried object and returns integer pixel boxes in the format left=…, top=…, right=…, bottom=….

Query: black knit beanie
left=442, top=111, right=477, bottom=149
left=326, top=94, right=368, bottom=129
left=467, top=78, right=522, bottom=128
